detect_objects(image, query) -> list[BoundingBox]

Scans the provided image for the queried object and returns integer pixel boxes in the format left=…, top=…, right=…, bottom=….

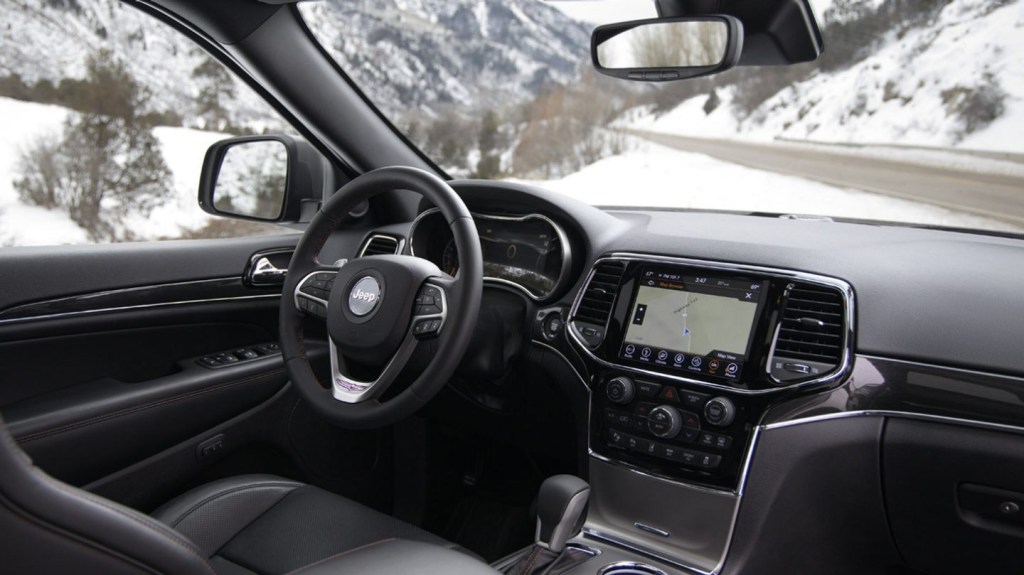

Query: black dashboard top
left=443, top=180, right=1024, bottom=379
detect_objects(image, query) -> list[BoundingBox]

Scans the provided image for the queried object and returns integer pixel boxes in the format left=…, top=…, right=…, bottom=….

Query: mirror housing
left=592, top=15, right=743, bottom=82
left=198, top=134, right=326, bottom=223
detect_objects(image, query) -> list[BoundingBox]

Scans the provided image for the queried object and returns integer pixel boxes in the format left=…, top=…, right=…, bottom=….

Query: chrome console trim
left=583, top=530, right=704, bottom=575
left=567, top=253, right=856, bottom=396
left=0, top=277, right=280, bottom=326
left=763, top=408, right=1024, bottom=436
left=408, top=208, right=573, bottom=302
left=597, top=561, right=669, bottom=575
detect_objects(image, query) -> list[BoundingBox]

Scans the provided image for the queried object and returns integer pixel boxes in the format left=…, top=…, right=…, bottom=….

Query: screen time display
left=620, top=269, right=767, bottom=380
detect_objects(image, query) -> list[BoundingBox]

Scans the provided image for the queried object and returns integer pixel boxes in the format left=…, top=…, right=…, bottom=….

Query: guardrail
left=773, top=137, right=1024, bottom=165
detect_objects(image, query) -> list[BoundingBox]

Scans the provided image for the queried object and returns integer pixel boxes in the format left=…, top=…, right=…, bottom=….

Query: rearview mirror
left=198, top=134, right=327, bottom=224
left=592, top=16, right=743, bottom=82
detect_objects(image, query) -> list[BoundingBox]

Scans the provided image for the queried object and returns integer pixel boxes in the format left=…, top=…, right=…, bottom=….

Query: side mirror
left=198, top=134, right=325, bottom=223
left=592, top=16, right=743, bottom=82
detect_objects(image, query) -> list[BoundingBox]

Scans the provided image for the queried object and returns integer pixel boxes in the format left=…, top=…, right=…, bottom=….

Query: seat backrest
left=0, top=412, right=215, bottom=575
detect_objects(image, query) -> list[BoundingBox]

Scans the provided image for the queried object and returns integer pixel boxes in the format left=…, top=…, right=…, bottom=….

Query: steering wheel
left=280, top=166, right=482, bottom=429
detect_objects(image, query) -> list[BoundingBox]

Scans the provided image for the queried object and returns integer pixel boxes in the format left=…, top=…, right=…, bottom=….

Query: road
left=626, top=129, right=1024, bottom=228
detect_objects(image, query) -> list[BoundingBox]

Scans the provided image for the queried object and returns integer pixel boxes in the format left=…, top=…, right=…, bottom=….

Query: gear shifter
left=498, top=475, right=590, bottom=575
left=535, top=474, right=590, bottom=552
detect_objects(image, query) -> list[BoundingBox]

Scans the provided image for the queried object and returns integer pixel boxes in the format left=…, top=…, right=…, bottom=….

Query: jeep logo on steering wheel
left=348, top=276, right=381, bottom=316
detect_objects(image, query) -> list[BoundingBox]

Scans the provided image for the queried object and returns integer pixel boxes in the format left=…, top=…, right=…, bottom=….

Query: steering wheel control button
left=606, top=376, right=635, bottom=405
left=414, top=285, right=445, bottom=317
left=413, top=318, right=443, bottom=338
left=704, top=397, right=736, bottom=427
left=348, top=276, right=382, bottom=317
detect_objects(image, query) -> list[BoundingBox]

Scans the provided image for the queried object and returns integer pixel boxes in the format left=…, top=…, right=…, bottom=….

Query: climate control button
left=647, top=405, right=682, bottom=438
left=704, top=397, right=736, bottom=427
left=606, top=376, right=636, bottom=405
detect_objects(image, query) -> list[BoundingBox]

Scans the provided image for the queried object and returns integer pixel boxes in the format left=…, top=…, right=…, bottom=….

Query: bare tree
left=13, top=51, right=174, bottom=241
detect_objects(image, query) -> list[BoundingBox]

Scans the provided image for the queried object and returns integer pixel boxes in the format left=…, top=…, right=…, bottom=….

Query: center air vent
left=358, top=235, right=400, bottom=257
left=571, top=260, right=626, bottom=347
left=770, top=282, right=847, bottom=383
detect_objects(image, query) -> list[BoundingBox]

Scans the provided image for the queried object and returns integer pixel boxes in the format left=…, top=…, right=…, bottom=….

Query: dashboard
left=382, top=180, right=1024, bottom=575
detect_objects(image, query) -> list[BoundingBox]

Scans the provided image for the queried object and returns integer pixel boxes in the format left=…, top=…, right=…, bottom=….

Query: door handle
left=244, top=249, right=293, bottom=287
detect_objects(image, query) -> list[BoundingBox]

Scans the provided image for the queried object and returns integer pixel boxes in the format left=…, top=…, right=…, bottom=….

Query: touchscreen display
left=620, top=269, right=767, bottom=380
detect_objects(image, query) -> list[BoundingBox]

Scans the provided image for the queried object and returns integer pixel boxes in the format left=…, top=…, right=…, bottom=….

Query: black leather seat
left=0, top=413, right=496, bottom=574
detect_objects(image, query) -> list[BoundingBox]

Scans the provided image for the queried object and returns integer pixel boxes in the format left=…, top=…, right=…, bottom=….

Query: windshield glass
left=299, top=0, right=1024, bottom=234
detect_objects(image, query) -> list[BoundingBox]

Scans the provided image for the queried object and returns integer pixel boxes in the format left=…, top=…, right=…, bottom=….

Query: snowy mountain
left=0, top=0, right=589, bottom=128
left=0, top=0, right=279, bottom=130
left=637, top=0, right=1024, bottom=153
left=298, top=0, right=590, bottom=117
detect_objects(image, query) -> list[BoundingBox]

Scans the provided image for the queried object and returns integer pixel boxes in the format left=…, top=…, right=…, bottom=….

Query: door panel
left=0, top=234, right=303, bottom=487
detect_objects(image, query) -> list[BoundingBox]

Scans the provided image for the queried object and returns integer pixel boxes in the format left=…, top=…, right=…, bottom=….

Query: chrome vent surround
left=358, top=235, right=401, bottom=257
left=772, top=282, right=845, bottom=364
left=574, top=260, right=627, bottom=326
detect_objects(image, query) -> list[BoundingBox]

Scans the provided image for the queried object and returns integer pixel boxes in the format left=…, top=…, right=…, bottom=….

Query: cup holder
left=598, top=562, right=668, bottom=575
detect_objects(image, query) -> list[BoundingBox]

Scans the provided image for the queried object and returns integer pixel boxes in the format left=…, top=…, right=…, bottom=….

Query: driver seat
left=0, top=412, right=495, bottom=574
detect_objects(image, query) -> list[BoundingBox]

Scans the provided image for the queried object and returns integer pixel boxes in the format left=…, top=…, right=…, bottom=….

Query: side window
left=0, top=2, right=296, bottom=247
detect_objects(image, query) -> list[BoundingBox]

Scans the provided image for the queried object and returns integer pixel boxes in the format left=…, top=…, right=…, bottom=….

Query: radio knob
left=606, top=376, right=636, bottom=405
left=647, top=405, right=682, bottom=439
left=704, top=397, right=736, bottom=427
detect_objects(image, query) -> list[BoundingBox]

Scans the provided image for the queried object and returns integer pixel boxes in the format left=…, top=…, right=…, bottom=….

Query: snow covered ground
left=529, top=140, right=1024, bottom=233
left=0, top=97, right=229, bottom=246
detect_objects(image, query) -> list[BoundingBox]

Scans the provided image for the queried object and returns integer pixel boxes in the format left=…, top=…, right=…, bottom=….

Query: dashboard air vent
left=770, top=282, right=846, bottom=382
left=359, top=235, right=400, bottom=257
left=574, top=260, right=627, bottom=326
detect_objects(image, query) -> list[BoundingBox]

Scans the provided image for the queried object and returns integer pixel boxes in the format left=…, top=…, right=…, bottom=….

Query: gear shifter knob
left=535, top=475, right=590, bottom=553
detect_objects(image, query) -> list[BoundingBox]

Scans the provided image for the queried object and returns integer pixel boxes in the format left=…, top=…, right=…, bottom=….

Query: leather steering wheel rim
left=279, top=166, right=482, bottom=429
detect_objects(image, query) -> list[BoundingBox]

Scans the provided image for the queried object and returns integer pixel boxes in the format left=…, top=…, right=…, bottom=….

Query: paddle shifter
left=499, top=475, right=590, bottom=575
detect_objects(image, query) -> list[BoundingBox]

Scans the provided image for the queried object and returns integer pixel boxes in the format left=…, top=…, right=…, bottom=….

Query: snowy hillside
left=298, top=0, right=590, bottom=117
left=0, top=97, right=228, bottom=246
left=0, top=0, right=278, bottom=130
left=636, top=0, right=1024, bottom=153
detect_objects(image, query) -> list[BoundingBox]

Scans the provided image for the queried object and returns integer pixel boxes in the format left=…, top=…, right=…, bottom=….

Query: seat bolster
left=284, top=539, right=500, bottom=575
left=0, top=416, right=215, bottom=575
left=153, top=474, right=304, bottom=556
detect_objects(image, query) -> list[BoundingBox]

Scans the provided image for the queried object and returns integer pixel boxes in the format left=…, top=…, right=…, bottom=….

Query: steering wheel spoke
left=293, top=268, right=339, bottom=319
left=329, top=332, right=419, bottom=403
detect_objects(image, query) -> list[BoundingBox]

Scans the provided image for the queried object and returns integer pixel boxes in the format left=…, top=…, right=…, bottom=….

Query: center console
left=569, top=255, right=853, bottom=492
left=558, top=254, right=853, bottom=573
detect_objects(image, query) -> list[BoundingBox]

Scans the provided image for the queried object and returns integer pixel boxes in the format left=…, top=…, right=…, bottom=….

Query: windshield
left=299, top=0, right=1023, bottom=234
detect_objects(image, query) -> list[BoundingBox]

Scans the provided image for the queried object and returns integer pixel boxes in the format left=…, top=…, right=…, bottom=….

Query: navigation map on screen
left=619, top=270, right=766, bottom=379
left=624, top=286, right=757, bottom=357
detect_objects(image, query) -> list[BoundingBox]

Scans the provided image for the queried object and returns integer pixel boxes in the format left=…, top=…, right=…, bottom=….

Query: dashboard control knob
left=704, top=397, right=736, bottom=427
left=647, top=405, right=682, bottom=439
left=606, top=376, right=636, bottom=405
